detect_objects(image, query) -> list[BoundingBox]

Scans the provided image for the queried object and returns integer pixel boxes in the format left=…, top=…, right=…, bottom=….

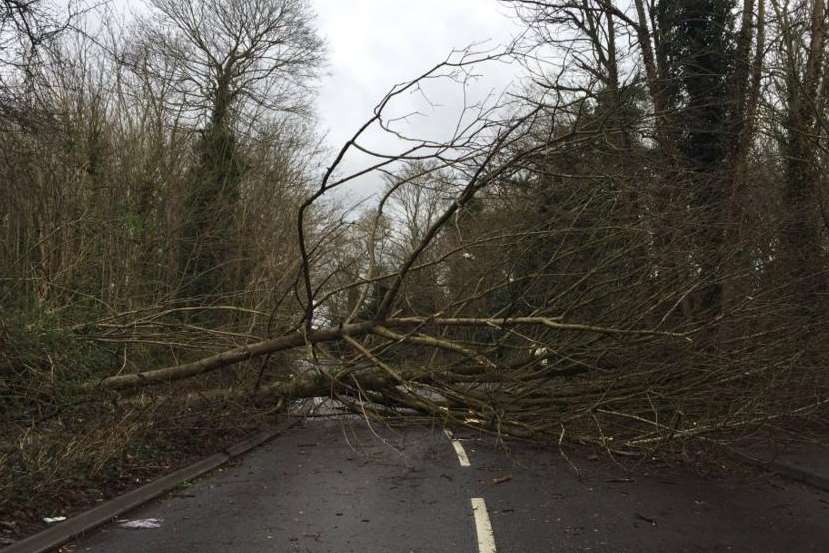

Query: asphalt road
left=70, top=418, right=829, bottom=553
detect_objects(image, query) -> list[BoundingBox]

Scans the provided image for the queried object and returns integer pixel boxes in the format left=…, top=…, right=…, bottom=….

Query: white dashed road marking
left=443, top=428, right=471, bottom=467
left=471, top=498, right=497, bottom=553
left=445, top=429, right=497, bottom=551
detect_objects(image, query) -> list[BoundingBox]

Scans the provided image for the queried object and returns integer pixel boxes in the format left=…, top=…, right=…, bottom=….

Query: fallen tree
left=81, top=316, right=690, bottom=391
left=51, top=15, right=829, bottom=452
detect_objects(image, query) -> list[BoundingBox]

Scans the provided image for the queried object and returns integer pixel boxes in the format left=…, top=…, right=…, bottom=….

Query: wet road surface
left=70, top=418, right=829, bottom=552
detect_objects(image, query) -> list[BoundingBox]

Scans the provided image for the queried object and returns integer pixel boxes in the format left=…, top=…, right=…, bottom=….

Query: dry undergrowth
left=0, top=385, right=283, bottom=542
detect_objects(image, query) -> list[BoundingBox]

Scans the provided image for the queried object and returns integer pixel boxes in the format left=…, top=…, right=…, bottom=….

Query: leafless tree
left=768, top=0, right=828, bottom=314
left=4, top=2, right=827, bottom=467
left=132, top=0, right=324, bottom=127
left=0, top=0, right=89, bottom=127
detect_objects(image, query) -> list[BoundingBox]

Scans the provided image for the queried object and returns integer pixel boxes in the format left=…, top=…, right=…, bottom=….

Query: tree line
left=2, top=0, right=827, bottom=453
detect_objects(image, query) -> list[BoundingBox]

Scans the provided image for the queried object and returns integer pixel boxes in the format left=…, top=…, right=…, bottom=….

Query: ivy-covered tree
left=135, top=0, right=324, bottom=304
left=655, top=0, right=737, bottom=317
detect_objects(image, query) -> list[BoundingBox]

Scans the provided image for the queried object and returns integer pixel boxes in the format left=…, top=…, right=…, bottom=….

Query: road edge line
left=2, top=416, right=302, bottom=553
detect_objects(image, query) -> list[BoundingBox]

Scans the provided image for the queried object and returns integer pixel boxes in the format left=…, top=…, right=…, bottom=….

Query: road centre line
left=471, top=498, right=497, bottom=553
left=443, top=429, right=471, bottom=467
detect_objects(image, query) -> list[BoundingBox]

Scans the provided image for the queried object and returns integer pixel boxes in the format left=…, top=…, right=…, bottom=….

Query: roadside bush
left=1, top=309, right=117, bottom=418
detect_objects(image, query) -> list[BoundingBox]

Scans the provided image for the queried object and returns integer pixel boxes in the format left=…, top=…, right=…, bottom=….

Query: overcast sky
left=311, top=0, right=522, bottom=201
left=99, top=0, right=523, bottom=202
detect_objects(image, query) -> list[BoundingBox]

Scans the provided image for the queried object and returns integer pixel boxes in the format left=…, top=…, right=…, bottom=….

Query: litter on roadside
left=42, top=516, right=67, bottom=524
left=118, top=518, right=163, bottom=529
